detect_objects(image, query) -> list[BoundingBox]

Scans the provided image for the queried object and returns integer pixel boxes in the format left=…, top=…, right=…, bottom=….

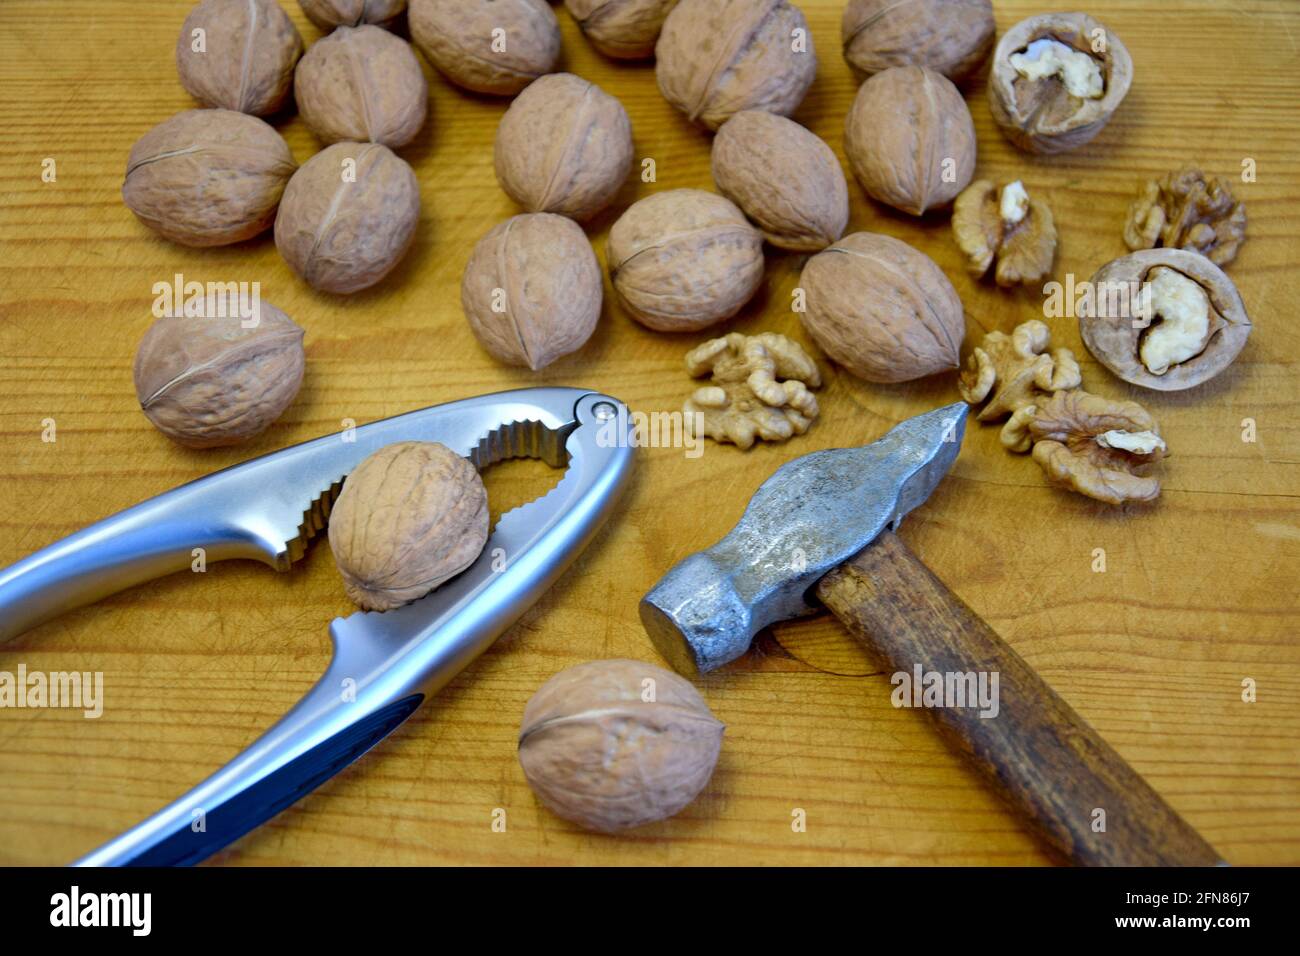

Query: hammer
left=641, top=403, right=1223, bottom=866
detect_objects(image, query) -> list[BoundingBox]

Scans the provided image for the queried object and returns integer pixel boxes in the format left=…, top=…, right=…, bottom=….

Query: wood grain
left=0, top=0, right=1297, bottom=866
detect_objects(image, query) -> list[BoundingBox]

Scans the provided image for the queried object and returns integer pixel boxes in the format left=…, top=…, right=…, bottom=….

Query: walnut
left=517, top=659, right=724, bottom=833
left=952, top=180, right=1057, bottom=287
left=988, top=13, right=1134, bottom=155
left=409, top=0, right=560, bottom=96
left=1123, top=167, right=1247, bottom=267
left=959, top=320, right=1081, bottom=421
left=607, top=189, right=765, bottom=332
left=461, top=214, right=602, bottom=370
left=494, top=73, right=633, bottom=222
left=565, top=0, right=679, bottom=60
left=299, top=0, right=406, bottom=32
left=123, top=109, right=297, bottom=248
left=1080, top=249, right=1252, bottom=391
left=133, top=295, right=305, bottom=449
left=655, top=0, right=817, bottom=131
left=274, top=142, right=421, bottom=294
left=176, top=0, right=303, bottom=116
left=844, top=65, right=976, bottom=216
left=328, top=441, right=489, bottom=611
left=683, top=332, right=821, bottom=449
left=1017, top=390, right=1167, bottom=505
left=711, top=111, right=849, bottom=252
left=841, top=0, right=994, bottom=84
left=294, top=25, right=428, bottom=149
left=799, top=232, right=964, bottom=383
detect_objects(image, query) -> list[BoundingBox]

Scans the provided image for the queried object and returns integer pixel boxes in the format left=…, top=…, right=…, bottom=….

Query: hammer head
left=640, top=402, right=967, bottom=676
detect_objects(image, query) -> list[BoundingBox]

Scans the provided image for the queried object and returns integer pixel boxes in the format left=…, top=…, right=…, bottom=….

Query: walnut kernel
left=1123, top=167, right=1247, bottom=267
left=952, top=180, right=1057, bottom=287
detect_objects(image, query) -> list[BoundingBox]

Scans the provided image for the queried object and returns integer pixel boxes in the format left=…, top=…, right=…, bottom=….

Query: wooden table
left=1, top=0, right=1296, bottom=866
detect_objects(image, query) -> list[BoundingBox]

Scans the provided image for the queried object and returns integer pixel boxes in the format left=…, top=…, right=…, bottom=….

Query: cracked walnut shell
left=294, top=25, right=428, bottom=149
left=565, top=0, right=679, bottom=60
left=518, top=659, right=724, bottom=833
left=410, top=0, right=560, bottom=96
left=461, top=214, right=602, bottom=370
left=988, top=13, right=1133, bottom=155
left=1123, top=167, right=1247, bottom=267
left=177, top=0, right=303, bottom=116
left=684, top=332, right=821, bottom=449
left=328, top=441, right=489, bottom=611
left=655, top=0, right=817, bottom=131
left=841, top=0, right=994, bottom=84
left=952, top=180, right=1056, bottom=287
left=298, top=0, right=407, bottom=32
left=494, top=73, right=634, bottom=222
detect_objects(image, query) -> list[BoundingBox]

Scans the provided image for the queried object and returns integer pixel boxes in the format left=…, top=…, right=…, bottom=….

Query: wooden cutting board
left=0, top=0, right=1296, bottom=866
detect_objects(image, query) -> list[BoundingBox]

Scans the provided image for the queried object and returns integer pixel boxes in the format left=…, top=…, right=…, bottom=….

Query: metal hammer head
left=640, top=402, right=967, bottom=676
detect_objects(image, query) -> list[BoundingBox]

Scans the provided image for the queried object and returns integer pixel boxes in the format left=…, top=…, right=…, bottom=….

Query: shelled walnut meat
left=518, top=659, right=724, bottom=833
left=799, top=232, right=964, bottom=383
left=565, top=0, right=679, bottom=59
left=299, top=0, right=407, bottom=32
left=462, top=214, right=603, bottom=370
left=494, top=73, right=633, bottom=222
left=607, top=189, right=765, bottom=332
left=952, top=180, right=1057, bottom=287
left=841, top=0, right=994, bottom=84
left=123, top=109, right=297, bottom=247
left=655, top=0, right=817, bottom=131
left=845, top=65, right=976, bottom=216
left=409, top=0, right=560, bottom=96
left=134, top=297, right=305, bottom=449
left=328, top=441, right=489, bottom=611
left=684, top=332, right=821, bottom=449
left=988, top=12, right=1134, bottom=155
left=275, top=142, right=421, bottom=294
left=1080, top=248, right=1252, bottom=391
left=295, top=25, right=428, bottom=149
left=711, top=111, right=849, bottom=252
left=176, top=0, right=303, bottom=116
left=1124, top=167, right=1247, bottom=267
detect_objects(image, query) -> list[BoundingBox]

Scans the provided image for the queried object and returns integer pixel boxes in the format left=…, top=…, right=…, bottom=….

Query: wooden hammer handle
left=815, top=530, right=1224, bottom=867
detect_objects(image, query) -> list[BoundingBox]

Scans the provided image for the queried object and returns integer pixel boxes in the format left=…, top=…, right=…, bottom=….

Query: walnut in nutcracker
left=1123, top=167, right=1247, bottom=267
left=565, top=0, right=679, bottom=60
left=799, top=232, right=964, bottom=383
left=952, top=180, right=1057, bottom=288
left=328, top=442, right=489, bottom=611
left=987, top=12, right=1134, bottom=155
left=294, top=25, right=428, bottom=149
left=123, top=109, right=297, bottom=247
left=275, top=142, right=421, bottom=294
left=841, top=0, right=994, bottom=84
left=655, top=0, right=817, bottom=131
left=134, top=296, right=305, bottom=449
left=607, top=189, right=765, bottom=332
left=711, top=111, right=849, bottom=253
left=176, top=0, right=303, bottom=116
left=298, top=0, right=407, bottom=32
left=409, top=0, right=560, bottom=96
left=494, top=73, right=633, bottom=222
left=845, top=65, right=976, bottom=216
left=462, top=214, right=603, bottom=370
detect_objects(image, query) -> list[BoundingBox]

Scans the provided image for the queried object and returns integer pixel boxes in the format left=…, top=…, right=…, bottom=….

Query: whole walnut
left=176, top=0, right=303, bottom=116
left=298, top=0, right=407, bottom=32
left=462, top=214, right=602, bottom=370
left=275, top=142, right=420, bottom=294
left=328, top=442, right=489, bottom=612
left=123, top=109, right=297, bottom=247
left=134, top=296, right=305, bottom=449
left=655, top=0, right=817, bottom=131
left=295, top=25, right=428, bottom=149
left=845, top=65, right=976, bottom=216
left=494, top=73, right=633, bottom=222
left=799, top=232, right=964, bottom=383
left=712, top=111, right=849, bottom=252
left=607, top=189, right=765, bottom=332
left=409, top=0, right=560, bottom=96
left=841, top=0, right=994, bottom=84
left=518, top=659, right=724, bottom=833
left=565, top=0, right=679, bottom=60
